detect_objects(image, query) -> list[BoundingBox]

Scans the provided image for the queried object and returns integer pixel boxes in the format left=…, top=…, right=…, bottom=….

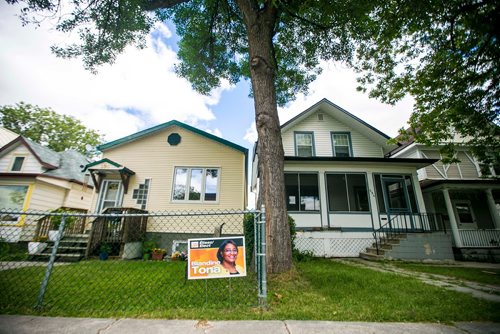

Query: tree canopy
left=6, top=0, right=499, bottom=273
left=0, top=102, right=103, bottom=155
left=353, top=0, right=499, bottom=168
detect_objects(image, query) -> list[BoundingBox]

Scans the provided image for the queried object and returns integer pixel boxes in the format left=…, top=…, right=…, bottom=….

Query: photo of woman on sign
left=215, top=239, right=244, bottom=275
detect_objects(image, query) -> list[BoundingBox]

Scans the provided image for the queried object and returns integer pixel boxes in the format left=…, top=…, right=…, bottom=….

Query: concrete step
left=359, top=252, right=384, bottom=261
left=365, top=247, right=386, bottom=255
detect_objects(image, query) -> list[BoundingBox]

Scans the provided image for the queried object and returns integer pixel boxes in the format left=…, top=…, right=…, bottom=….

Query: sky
left=0, top=3, right=416, bottom=206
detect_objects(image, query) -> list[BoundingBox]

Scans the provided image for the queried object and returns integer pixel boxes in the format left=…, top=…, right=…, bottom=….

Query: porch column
left=485, top=189, right=500, bottom=229
left=318, top=172, right=329, bottom=228
left=442, top=188, right=462, bottom=247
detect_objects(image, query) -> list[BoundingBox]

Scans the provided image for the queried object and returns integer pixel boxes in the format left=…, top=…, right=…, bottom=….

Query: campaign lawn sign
left=188, top=236, right=246, bottom=280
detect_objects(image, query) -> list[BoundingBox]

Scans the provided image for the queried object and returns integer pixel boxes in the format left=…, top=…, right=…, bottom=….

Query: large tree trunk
left=236, top=1, right=292, bottom=273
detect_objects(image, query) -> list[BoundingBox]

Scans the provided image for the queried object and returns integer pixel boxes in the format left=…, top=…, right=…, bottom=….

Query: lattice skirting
left=294, top=237, right=374, bottom=257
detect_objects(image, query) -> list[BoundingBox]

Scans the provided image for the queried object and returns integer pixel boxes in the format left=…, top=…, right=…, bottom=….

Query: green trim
left=97, top=120, right=248, bottom=155
left=82, top=158, right=135, bottom=175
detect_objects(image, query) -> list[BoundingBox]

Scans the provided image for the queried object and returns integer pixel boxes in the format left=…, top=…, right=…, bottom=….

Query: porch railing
left=373, top=213, right=445, bottom=255
left=85, top=207, right=148, bottom=258
left=458, top=229, right=500, bottom=248
left=34, top=208, right=88, bottom=239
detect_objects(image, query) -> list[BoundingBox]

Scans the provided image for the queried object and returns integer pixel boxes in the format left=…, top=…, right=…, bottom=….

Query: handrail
left=34, top=207, right=88, bottom=239
left=86, top=207, right=148, bottom=258
left=373, top=213, right=445, bottom=255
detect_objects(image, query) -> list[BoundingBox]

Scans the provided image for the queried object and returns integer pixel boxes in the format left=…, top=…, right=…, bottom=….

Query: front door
left=381, top=177, right=414, bottom=230
left=97, top=180, right=123, bottom=213
left=382, top=178, right=412, bottom=214
left=453, top=200, right=478, bottom=229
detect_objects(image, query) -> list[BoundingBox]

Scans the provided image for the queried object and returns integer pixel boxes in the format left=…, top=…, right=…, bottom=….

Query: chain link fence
left=0, top=208, right=266, bottom=316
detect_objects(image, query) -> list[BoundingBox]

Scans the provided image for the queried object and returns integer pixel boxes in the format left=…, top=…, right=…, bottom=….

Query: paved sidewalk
left=1, top=315, right=500, bottom=334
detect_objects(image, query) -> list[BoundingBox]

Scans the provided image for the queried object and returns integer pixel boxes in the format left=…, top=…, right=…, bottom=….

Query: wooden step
left=48, top=246, right=86, bottom=251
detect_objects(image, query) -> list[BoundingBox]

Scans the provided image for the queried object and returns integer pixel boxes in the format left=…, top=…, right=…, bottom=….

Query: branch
left=279, top=4, right=333, bottom=30
left=140, top=0, right=191, bottom=11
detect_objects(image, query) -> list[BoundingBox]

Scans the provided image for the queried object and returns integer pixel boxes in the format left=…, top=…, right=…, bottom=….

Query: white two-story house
left=252, top=99, right=454, bottom=259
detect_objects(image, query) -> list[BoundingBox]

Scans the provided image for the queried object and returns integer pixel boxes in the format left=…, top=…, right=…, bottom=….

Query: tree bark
left=236, top=0, right=292, bottom=273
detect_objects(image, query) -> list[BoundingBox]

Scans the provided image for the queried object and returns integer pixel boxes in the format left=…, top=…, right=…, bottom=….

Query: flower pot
left=151, top=252, right=165, bottom=261
left=99, top=252, right=109, bottom=261
left=143, top=253, right=151, bottom=261
left=48, top=230, right=63, bottom=242
left=28, top=242, right=47, bottom=255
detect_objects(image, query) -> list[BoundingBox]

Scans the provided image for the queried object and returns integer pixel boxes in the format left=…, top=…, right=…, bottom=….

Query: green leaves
left=0, top=102, right=103, bottom=156
left=354, top=0, right=499, bottom=168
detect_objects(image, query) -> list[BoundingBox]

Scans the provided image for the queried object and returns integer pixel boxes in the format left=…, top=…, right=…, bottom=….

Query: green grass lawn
left=0, top=258, right=499, bottom=321
left=389, top=262, right=500, bottom=286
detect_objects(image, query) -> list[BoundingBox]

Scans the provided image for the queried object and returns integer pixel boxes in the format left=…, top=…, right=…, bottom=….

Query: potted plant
left=99, top=243, right=111, bottom=261
left=142, top=240, right=156, bottom=260
left=151, top=248, right=166, bottom=261
left=171, top=251, right=187, bottom=261
left=28, top=236, right=48, bottom=255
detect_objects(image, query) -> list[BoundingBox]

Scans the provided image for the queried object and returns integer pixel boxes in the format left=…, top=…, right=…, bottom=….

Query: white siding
left=0, top=145, right=43, bottom=173
left=282, top=111, right=384, bottom=158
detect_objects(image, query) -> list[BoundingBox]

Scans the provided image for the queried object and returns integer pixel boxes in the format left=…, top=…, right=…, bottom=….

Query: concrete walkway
left=336, top=259, right=500, bottom=303
left=1, top=315, right=499, bottom=334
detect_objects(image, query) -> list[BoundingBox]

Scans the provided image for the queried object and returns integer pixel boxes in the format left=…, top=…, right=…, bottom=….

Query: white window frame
left=331, top=132, right=353, bottom=157
left=294, top=132, right=315, bottom=157
left=96, top=179, right=124, bottom=213
left=172, top=167, right=221, bottom=204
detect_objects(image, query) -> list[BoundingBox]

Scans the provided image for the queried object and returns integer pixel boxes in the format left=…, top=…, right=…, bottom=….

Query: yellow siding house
left=84, top=120, right=248, bottom=214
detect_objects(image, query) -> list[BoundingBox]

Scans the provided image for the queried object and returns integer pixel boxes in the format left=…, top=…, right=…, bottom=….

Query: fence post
left=255, top=205, right=267, bottom=307
left=35, top=215, right=66, bottom=309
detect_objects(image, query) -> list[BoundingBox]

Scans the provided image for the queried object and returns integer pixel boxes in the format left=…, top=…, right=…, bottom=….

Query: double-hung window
left=326, top=173, right=369, bottom=212
left=285, top=173, right=320, bottom=211
left=331, top=132, right=352, bottom=157
left=172, top=167, right=220, bottom=202
left=295, top=132, right=315, bottom=157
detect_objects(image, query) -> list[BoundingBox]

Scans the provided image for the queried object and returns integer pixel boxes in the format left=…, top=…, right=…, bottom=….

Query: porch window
left=172, top=167, right=220, bottom=202
left=11, top=157, right=25, bottom=172
left=295, top=132, right=315, bottom=157
left=285, top=173, right=320, bottom=211
left=326, top=173, right=369, bottom=212
left=331, top=132, right=352, bottom=157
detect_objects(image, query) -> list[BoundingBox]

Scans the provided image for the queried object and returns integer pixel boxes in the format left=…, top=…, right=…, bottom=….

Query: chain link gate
left=0, top=208, right=266, bottom=316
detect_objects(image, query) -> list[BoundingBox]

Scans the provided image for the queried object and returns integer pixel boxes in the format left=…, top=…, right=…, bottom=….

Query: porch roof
left=284, top=156, right=437, bottom=169
left=82, top=158, right=135, bottom=194
left=420, top=178, right=500, bottom=191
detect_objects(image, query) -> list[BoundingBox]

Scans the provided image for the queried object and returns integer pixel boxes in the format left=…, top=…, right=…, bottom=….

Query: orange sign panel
left=188, top=237, right=246, bottom=280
